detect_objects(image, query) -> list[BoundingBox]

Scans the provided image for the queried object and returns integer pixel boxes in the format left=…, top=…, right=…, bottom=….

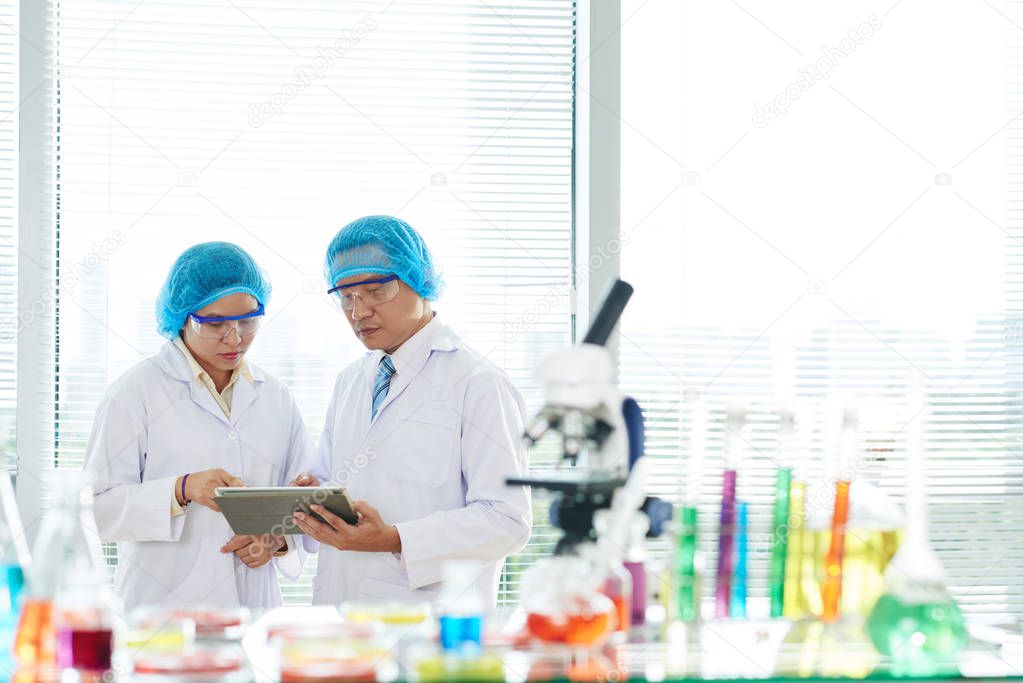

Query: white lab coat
left=83, top=341, right=317, bottom=611
left=310, top=316, right=532, bottom=607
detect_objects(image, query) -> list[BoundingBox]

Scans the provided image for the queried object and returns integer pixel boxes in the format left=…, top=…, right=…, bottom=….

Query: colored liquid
left=600, top=571, right=630, bottom=633
left=173, top=609, right=244, bottom=635
left=415, top=653, right=504, bottom=682
left=769, top=469, right=792, bottom=617
left=14, top=599, right=54, bottom=666
left=778, top=618, right=879, bottom=679
left=730, top=501, right=749, bottom=618
left=56, top=628, right=113, bottom=671
left=134, top=651, right=242, bottom=675
left=822, top=480, right=851, bottom=621
left=784, top=528, right=900, bottom=620
left=439, top=615, right=482, bottom=652
left=866, top=594, right=967, bottom=675
left=0, top=565, right=24, bottom=674
left=608, top=594, right=629, bottom=633
left=623, top=561, right=645, bottom=626
left=525, top=611, right=611, bottom=646
left=0, top=565, right=24, bottom=614
left=675, top=506, right=698, bottom=622
left=714, top=469, right=737, bottom=618
left=782, top=481, right=806, bottom=618
left=0, top=614, right=16, bottom=677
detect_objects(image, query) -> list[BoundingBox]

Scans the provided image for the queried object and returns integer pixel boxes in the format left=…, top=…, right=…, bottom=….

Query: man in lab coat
left=292, top=215, right=532, bottom=606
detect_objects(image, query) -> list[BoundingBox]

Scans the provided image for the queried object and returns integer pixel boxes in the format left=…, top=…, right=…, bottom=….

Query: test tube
left=730, top=501, right=749, bottom=618
left=770, top=410, right=796, bottom=618
left=782, top=479, right=807, bottom=619
left=677, top=403, right=706, bottom=622
left=714, top=407, right=745, bottom=619
left=676, top=506, right=699, bottom=622
left=714, top=469, right=736, bottom=619
left=821, top=407, right=857, bottom=622
left=769, top=467, right=792, bottom=617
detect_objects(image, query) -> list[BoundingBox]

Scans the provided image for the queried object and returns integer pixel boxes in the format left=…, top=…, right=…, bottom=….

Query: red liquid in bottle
left=56, top=628, right=113, bottom=671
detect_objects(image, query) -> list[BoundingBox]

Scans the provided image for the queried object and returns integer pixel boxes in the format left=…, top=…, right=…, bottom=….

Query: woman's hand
left=221, top=534, right=284, bottom=568
left=180, top=468, right=246, bottom=511
left=293, top=501, right=401, bottom=553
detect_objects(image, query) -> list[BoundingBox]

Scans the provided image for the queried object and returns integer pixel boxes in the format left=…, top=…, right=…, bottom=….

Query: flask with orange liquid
left=15, top=474, right=110, bottom=677
left=522, top=557, right=616, bottom=646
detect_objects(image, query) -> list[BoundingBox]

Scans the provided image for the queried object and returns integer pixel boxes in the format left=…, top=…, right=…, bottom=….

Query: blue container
left=439, top=614, right=483, bottom=653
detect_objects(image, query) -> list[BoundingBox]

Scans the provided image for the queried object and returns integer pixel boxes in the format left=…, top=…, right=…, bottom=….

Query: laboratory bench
left=54, top=605, right=1021, bottom=683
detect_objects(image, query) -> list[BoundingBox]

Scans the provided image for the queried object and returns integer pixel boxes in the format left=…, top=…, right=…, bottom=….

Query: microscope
left=508, top=280, right=671, bottom=555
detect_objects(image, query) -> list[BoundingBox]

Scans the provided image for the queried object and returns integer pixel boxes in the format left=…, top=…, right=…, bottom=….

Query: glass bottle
left=437, top=560, right=485, bottom=654
left=623, top=515, right=649, bottom=627
left=54, top=568, right=120, bottom=680
left=15, top=473, right=110, bottom=674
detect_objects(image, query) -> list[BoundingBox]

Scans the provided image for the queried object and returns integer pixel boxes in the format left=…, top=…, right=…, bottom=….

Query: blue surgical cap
left=155, top=242, right=271, bottom=339
left=324, top=215, right=443, bottom=300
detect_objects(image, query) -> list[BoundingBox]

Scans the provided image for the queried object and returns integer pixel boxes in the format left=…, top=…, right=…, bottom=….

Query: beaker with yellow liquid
left=782, top=479, right=903, bottom=621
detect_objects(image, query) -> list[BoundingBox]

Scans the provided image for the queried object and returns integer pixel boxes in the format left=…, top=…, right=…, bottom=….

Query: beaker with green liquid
left=865, top=384, right=967, bottom=675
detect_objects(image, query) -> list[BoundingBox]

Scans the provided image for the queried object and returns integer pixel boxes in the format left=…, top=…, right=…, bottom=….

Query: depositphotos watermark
left=0, top=231, right=127, bottom=342
left=752, top=15, right=882, bottom=129
left=500, top=233, right=631, bottom=344
left=248, top=15, right=378, bottom=127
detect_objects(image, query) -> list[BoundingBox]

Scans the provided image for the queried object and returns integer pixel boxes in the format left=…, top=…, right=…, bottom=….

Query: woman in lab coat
left=83, top=242, right=316, bottom=610
left=291, top=215, right=532, bottom=606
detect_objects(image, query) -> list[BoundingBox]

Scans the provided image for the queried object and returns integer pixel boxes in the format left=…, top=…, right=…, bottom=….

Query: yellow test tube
left=782, top=480, right=806, bottom=618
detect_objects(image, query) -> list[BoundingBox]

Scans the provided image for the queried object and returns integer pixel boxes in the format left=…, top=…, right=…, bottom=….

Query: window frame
left=14, top=0, right=607, bottom=588
left=16, top=0, right=57, bottom=540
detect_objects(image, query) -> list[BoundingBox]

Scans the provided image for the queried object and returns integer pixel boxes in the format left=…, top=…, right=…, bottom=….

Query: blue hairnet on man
left=290, top=215, right=533, bottom=607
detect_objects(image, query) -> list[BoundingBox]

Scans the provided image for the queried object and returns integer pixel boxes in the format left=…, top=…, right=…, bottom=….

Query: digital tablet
left=213, top=486, right=357, bottom=536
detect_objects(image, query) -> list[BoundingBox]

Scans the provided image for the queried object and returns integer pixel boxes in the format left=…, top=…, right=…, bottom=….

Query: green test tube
left=676, top=505, right=699, bottom=621
left=770, top=466, right=793, bottom=617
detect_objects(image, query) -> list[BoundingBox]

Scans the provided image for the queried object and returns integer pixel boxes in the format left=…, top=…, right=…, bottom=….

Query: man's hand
left=293, top=500, right=401, bottom=553
left=220, top=534, right=284, bottom=568
left=182, top=469, right=246, bottom=511
left=288, top=472, right=320, bottom=487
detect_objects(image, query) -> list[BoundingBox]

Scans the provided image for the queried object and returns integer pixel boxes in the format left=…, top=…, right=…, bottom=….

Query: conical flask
left=15, top=472, right=105, bottom=669
left=866, top=379, right=967, bottom=675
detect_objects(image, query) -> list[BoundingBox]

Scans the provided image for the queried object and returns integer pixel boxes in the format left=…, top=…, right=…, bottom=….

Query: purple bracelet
left=180, top=473, right=190, bottom=506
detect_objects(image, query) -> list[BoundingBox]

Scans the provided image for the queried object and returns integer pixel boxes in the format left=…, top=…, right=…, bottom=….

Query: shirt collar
left=173, top=337, right=255, bottom=387
left=365, top=314, right=459, bottom=381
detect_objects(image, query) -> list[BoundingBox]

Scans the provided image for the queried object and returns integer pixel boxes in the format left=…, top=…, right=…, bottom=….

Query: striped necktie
left=371, top=355, right=396, bottom=420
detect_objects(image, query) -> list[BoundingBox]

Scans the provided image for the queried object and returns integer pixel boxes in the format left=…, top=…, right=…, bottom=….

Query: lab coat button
left=229, top=432, right=238, bottom=441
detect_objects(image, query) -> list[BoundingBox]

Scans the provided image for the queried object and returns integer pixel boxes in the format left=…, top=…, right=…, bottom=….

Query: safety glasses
left=327, top=275, right=400, bottom=312
left=189, top=304, right=265, bottom=340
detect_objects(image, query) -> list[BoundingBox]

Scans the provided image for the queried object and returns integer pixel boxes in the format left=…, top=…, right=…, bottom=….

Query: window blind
left=620, top=0, right=1023, bottom=618
left=53, top=0, right=576, bottom=605
left=0, top=1, right=17, bottom=467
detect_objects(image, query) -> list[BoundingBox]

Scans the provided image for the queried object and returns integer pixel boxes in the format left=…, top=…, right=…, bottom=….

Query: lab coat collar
left=172, top=337, right=256, bottom=387
left=156, top=340, right=265, bottom=385
left=155, top=341, right=265, bottom=427
left=365, top=314, right=459, bottom=420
